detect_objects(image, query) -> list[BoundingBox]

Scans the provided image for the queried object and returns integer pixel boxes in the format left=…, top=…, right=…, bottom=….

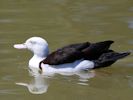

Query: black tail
left=83, top=40, right=114, bottom=60
left=93, top=51, right=130, bottom=69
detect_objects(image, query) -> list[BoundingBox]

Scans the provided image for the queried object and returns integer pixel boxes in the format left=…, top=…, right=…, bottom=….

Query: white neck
left=29, top=54, right=46, bottom=68
left=28, top=43, right=49, bottom=69
left=33, top=54, right=45, bottom=59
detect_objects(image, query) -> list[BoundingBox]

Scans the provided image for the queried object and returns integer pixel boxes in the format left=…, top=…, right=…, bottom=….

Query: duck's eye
left=30, top=41, right=36, bottom=44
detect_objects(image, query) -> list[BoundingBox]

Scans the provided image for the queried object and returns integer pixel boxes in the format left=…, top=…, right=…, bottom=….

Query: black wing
left=40, top=40, right=114, bottom=66
left=41, top=42, right=90, bottom=65
left=82, top=40, right=114, bottom=60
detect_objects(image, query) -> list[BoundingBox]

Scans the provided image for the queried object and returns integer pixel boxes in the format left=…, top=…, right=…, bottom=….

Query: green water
left=0, top=0, right=133, bottom=100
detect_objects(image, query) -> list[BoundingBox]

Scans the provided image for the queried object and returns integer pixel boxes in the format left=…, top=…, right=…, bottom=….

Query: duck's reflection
left=127, top=75, right=133, bottom=88
left=16, top=75, right=49, bottom=94
left=16, top=69, right=95, bottom=94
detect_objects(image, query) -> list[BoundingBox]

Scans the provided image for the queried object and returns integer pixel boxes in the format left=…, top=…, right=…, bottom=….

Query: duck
left=14, top=37, right=130, bottom=74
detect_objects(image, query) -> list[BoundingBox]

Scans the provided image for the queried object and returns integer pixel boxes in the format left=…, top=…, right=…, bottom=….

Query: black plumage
left=39, top=40, right=130, bottom=69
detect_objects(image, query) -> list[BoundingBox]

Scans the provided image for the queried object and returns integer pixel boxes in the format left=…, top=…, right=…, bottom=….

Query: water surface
left=0, top=0, right=133, bottom=100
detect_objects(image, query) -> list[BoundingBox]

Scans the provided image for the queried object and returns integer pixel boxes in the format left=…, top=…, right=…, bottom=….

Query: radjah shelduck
left=14, top=37, right=130, bottom=74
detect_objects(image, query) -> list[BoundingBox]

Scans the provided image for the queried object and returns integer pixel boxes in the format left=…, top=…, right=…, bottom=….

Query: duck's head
left=14, top=37, right=49, bottom=57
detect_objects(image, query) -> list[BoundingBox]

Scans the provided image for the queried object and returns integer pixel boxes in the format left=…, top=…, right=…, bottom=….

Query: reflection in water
left=127, top=76, right=133, bottom=88
left=16, top=75, right=49, bottom=94
left=16, top=69, right=95, bottom=94
left=127, top=18, right=133, bottom=29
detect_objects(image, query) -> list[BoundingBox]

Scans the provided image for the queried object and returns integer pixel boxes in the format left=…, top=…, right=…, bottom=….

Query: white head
left=14, top=37, right=49, bottom=57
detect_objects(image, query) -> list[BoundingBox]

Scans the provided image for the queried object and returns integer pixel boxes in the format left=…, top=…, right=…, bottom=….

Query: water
left=0, top=0, right=133, bottom=100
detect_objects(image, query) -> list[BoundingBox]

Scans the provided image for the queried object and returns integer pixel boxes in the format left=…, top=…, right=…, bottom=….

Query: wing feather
left=40, top=40, right=114, bottom=67
left=41, top=42, right=90, bottom=65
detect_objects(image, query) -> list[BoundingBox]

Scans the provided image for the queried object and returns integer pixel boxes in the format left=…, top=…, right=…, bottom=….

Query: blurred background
left=0, top=0, right=133, bottom=100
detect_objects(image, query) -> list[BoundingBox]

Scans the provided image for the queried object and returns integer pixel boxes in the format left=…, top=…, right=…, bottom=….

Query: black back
left=40, top=40, right=114, bottom=66
left=41, top=42, right=90, bottom=65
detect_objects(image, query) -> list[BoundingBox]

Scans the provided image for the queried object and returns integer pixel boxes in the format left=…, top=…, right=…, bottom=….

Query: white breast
left=29, top=55, right=45, bottom=69
left=41, top=59, right=94, bottom=75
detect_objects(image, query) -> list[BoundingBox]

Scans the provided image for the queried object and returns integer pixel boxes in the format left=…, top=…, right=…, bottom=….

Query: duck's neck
left=29, top=54, right=46, bottom=68
left=33, top=54, right=46, bottom=60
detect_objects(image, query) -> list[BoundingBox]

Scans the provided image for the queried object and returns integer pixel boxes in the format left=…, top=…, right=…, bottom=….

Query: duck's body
left=14, top=37, right=130, bottom=74
left=29, top=53, right=94, bottom=74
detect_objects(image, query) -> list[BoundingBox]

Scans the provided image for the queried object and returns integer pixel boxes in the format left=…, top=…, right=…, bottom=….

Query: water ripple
left=0, top=89, right=18, bottom=95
